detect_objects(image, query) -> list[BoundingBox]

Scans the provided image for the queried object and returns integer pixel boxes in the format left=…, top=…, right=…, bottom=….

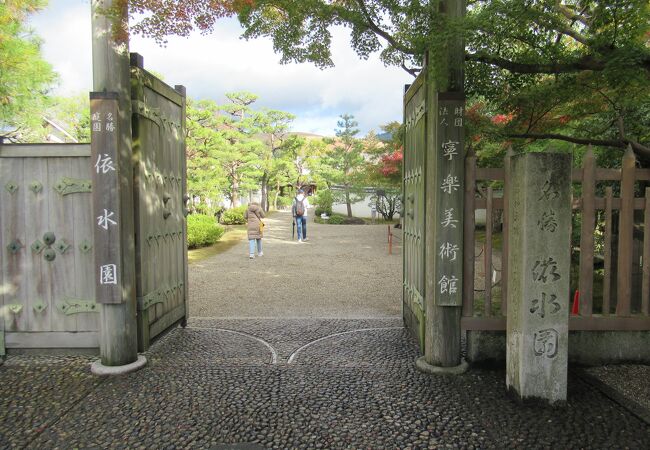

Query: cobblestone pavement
left=2, top=214, right=649, bottom=448
left=2, top=318, right=650, bottom=449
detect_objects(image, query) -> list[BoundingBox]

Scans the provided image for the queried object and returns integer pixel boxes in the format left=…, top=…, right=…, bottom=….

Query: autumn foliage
left=379, top=149, right=403, bottom=178
left=128, top=0, right=254, bottom=42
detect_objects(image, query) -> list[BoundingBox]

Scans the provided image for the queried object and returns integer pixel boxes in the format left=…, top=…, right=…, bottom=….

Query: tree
left=254, top=108, right=295, bottom=211
left=129, top=1, right=650, bottom=162
left=186, top=95, right=263, bottom=209
left=0, top=0, right=57, bottom=141
left=7, top=92, right=90, bottom=143
left=319, top=114, right=367, bottom=218
left=215, top=92, right=264, bottom=207
left=365, top=122, right=403, bottom=221
left=186, top=99, right=229, bottom=209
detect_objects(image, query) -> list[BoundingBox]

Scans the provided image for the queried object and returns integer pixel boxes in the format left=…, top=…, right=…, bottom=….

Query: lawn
left=188, top=224, right=247, bottom=264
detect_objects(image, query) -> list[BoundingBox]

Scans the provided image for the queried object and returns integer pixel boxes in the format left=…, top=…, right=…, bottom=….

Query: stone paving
left=1, top=318, right=650, bottom=449
left=2, top=214, right=650, bottom=448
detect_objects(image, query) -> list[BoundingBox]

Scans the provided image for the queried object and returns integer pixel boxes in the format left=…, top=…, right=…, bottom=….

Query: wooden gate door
left=130, top=57, right=188, bottom=351
left=402, top=73, right=427, bottom=348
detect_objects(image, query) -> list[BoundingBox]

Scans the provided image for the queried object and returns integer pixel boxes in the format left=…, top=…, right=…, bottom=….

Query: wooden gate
left=130, top=56, right=188, bottom=351
left=0, top=144, right=98, bottom=352
left=402, top=73, right=428, bottom=348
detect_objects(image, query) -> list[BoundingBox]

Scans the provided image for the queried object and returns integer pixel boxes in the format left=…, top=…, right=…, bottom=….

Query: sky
left=29, top=0, right=412, bottom=137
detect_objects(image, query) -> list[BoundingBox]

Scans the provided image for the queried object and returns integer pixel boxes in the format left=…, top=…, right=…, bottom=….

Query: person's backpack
left=295, top=197, right=305, bottom=217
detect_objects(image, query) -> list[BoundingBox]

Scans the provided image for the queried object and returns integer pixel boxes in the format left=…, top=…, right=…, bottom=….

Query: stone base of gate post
left=415, top=356, right=468, bottom=375
left=90, top=355, right=147, bottom=376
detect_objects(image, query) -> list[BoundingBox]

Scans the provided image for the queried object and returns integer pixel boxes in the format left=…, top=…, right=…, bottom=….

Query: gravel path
left=189, top=210, right=402, bottom=318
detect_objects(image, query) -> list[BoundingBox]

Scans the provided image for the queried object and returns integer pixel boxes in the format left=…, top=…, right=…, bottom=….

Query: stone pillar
left=506, top=152, right=572, bottom=403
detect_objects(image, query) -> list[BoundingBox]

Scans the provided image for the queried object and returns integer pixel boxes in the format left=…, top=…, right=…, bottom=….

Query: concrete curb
left=90, top=355, right=147, bottom=376
left=415, top=356, right=469, bottom=375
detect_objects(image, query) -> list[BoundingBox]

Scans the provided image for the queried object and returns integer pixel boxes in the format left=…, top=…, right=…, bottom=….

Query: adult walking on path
left=244, top=202, right=265, bottom=259
left=292, top=189, right=310, bottom=242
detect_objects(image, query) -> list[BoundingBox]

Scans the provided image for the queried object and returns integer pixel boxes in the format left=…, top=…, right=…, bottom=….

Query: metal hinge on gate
left=137, top=290, right=165, bottom=311
left=57, top=298, right=99, bottom=315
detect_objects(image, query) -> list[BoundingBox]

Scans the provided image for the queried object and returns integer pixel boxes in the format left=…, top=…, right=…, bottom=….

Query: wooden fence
left=462, top=146, right=650, bottom=332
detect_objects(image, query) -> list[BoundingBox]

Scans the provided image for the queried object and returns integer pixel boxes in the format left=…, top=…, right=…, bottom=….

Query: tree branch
left=466, top=52, right=607, bottom=73
left=401, top=63, right=420, bottom=77
left=554, top=1, right=590, bottom=27
left=507, top=132, right=650, bottom=160
left=353, top=0, right=416, bottom=55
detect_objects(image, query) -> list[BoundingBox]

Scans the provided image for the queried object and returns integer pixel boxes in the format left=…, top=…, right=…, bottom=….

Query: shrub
left=314, top=206, right=329, bottom=217
left=187, top=214, right=225, bottom=249
left=315, top=213, right=367, bottom=225
left=342, top=216, right=365, bottom=225
left=314, top=189, right=333, bottom=216
left=326, top=214, right=345, bottom=224
left=220, top=205, right=247, bottom=225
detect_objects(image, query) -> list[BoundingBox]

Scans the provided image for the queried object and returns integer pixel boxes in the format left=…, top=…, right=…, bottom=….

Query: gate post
left=417, top=0, right=467, bottom=374
left=90, top=0, right=142, bottom=372
left=506, top=152, right=571, bottom=403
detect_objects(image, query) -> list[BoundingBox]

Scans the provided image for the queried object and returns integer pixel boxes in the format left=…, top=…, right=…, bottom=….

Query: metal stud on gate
left=7, top=239, right=23, bottom=255
left=29, top=181, right=43, bottom=194
left=43, top=248, right=56, bottom=262
left=43, top=232, right=56, bottom=246
left=4, top=181, right=18, bottom=194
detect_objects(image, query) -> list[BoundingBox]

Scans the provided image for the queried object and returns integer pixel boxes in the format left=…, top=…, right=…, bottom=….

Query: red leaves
left=379, top=149, right=403, bottom=177
left=491, top=113, right=514, bottom=125
left=128, top=0, right=246, bottom=41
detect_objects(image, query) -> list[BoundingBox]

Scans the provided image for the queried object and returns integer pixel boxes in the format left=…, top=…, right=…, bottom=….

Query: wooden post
left=642, top=188, right=650, bottom=316
left=485, top=187, right=493, bottom=316
left=420, top=0, right=466, bottom=372
left=603, top=187, right=613, bottom=315
left=176, top=84, right=189, bottom=328
left=502, top=146, right=514, bottom=316
left=579, top=146, right=596, bottom=316
left=462, top=146, right=476, bottom=317
left=616, top=146, right=636, bottom=316
left=91, top=0, right=138, bottom=367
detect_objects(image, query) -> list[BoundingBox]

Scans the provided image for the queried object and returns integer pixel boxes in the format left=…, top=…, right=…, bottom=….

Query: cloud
left=30, top=0, right=411, bottom=135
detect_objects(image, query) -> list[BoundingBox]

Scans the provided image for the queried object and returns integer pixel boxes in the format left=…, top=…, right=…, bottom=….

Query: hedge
left=187, top=214, right=225, bottom=249
left=220, top=205, right=247, bottom=225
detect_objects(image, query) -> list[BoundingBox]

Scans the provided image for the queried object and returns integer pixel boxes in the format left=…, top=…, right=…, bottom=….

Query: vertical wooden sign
left=90, top=92, right=122, bottom=304
left=434, top=92, right=465, bottom=307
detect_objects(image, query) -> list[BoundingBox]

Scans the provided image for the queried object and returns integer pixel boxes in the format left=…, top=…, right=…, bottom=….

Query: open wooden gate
left=130, top=55, right=188, bottom=351
left=402, top=73, right=428, bottom=348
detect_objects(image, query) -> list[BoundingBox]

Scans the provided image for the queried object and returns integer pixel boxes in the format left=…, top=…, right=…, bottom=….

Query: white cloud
left=30, top=0, right=411, bottom=135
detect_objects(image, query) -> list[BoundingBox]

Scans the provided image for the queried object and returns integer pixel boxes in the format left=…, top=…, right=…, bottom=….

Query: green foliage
left=131, top=0, right=650, bottom=162
left=320, top=214, right=345, bottom=225
left=275, top=195, right=293, bottom=209
left=314, top=213, right=365, bottom=225
left=186, top=93, right=302, bottom=212
left=313, top=189, right=334, bottom=216
left=17, top=93, right=90, bottom=143
left=220, top=205, right=247, bottom=225
left=0, top=0, right=57, bottom=141
left=315, top=114, right=368, bottom=217
left=187, top=214, right=225, bottom=249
